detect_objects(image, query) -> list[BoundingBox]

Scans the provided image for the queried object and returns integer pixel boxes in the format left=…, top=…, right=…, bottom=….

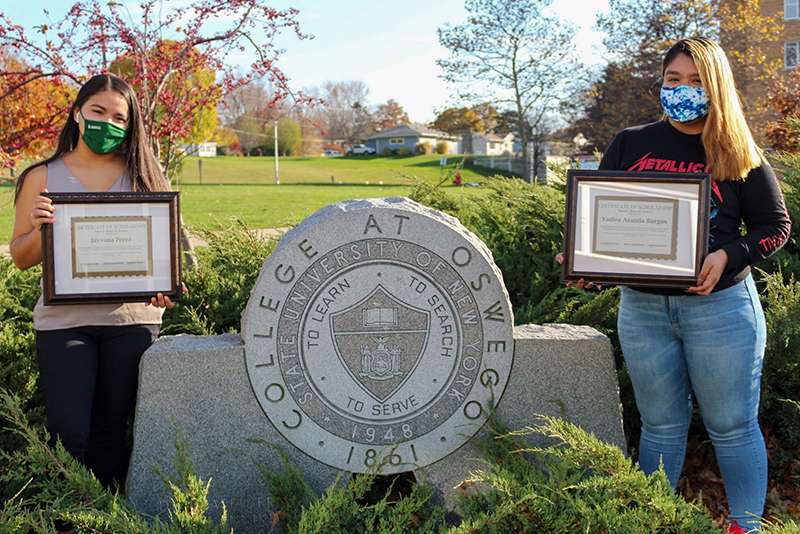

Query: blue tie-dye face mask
left=660, top=85, right=710, bottom=123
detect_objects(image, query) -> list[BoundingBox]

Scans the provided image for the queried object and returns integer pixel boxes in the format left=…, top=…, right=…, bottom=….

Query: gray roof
left=367, top=123, right=457, bottom=140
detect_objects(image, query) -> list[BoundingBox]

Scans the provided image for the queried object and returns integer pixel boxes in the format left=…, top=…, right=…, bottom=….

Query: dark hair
left=14, top=74, right=168, bottom=203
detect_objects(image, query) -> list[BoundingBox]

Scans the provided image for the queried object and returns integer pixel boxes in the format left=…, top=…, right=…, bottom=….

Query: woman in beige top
left=11, top=74, right=178, bottom=529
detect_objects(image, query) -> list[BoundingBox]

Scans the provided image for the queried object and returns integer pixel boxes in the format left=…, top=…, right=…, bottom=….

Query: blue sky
left=4, top=1, right=610, bottom=122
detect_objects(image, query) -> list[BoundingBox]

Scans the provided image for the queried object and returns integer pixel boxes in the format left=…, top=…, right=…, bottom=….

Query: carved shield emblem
left=331, top=285, right=429, bottom=402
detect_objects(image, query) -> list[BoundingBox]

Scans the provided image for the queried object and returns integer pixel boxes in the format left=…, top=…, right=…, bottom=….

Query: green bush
left=162, top=219, right=278, bottom=336
left=0, top=259, right=41, bottom=399
left=397, top=147, right=412, bottom=156
left=0, top=391, right=231, bottom=533
left=755, top=268, right=800, bottom=505
left=262, top=454, right=445, bottom=533
left=380, top=147, right=394, bottom=156
left=768, top=121, right=800, bottom=282
left=774, top=118, right=800, bottom=247
left=435, top=141, right=448, bottom=154
left=5, top=386, right=800, bottom=533
left=257, top=412, right=727, bottom=534
left=451, top=413, right=719, bottom=533
left=0, top=259, right=45, bottom=470
left=758, top=118, right=800, bottom=491
left=759, top=269, right=800, bottom=449
left=413, top=175, right=566, bottom=318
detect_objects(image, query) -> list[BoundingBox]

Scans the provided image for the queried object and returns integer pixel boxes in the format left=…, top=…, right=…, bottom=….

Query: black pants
left=37, top=324, right=160, bottom=490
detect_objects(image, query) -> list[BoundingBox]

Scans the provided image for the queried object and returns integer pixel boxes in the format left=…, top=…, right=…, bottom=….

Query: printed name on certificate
left=71, top=216, right=154, bottom=278
left=592, top=196, right=679, bottom=261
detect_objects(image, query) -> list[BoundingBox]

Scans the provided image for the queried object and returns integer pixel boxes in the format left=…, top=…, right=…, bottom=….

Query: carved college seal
left=242, top=197, right=514, bottom=473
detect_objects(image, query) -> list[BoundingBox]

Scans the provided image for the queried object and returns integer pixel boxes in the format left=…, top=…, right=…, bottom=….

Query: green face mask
left=78, top=110, right=128, bottom=154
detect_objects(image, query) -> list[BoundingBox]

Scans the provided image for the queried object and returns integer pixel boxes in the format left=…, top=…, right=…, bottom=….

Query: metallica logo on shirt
left=628, top=152, right=706, bottom=174
left=598, top=120, right=792, bottom=294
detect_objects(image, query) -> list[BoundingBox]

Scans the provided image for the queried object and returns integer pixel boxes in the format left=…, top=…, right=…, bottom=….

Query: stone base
left=419, top=323, right=625, bottom=517
left=128, top=325, right=623, bottom=532
left=127, top=334, right=341, bottom=532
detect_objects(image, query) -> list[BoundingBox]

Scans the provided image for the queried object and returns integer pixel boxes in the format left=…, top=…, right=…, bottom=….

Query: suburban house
left=366, top=124, right=459, bottom=154
left=469, top=132, right=515, bottom=156
left=184, top=142, right=218, bottom=157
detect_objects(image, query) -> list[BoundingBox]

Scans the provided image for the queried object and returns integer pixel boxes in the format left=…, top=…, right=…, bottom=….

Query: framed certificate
left=562, top=170, right=711, bottom=287
left=41, top=192, right=182, bottom=305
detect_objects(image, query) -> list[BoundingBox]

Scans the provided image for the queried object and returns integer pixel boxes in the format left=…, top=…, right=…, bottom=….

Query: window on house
left=787, top=0, right=799, bottom=19
left=390, top=138, right=404, bottom=145
left=787, top=41, right=799, bottom=68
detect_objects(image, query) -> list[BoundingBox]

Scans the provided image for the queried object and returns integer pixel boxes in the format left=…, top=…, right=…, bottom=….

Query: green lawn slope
left=0, top=155, right=506, bottom=243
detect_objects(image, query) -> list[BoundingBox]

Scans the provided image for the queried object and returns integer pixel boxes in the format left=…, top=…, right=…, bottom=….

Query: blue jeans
left=618, top=276, right=767, bottom=530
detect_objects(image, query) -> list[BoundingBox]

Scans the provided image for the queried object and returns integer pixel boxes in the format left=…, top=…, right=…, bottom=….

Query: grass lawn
left=0, top=155, right=504, bottom=243
left=178, top=182, right=486, bottom=230
left=175, top=153, right=504, bottom=185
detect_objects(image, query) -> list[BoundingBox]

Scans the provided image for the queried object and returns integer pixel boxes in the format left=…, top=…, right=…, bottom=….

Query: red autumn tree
left=0, top=49, right=75, bottom=172
left=0, top=0, right=311, bottom=180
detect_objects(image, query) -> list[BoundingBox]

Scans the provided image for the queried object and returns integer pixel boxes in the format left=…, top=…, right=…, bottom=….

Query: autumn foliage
left=582, top=0, right=782, bottom=151
left=373, top=99, right=411, bottom=132
left=431, top=107, right=483, bottom=136
left=765, top=67, right=800, bottom=151
left=0, top=50, right=75, bottom=170
left=0, top=0, right=310, bottom=179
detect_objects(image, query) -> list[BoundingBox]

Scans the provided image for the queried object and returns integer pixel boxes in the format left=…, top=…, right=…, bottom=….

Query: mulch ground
left=672, top=429, right=800, bottom=529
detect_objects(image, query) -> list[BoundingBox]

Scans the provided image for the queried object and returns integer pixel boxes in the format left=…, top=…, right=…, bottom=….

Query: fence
left=473, top=156, right=525, bottom=175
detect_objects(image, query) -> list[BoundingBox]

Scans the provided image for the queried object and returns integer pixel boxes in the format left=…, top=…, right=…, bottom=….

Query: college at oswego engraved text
left=244, top=208, right=513, bottom=473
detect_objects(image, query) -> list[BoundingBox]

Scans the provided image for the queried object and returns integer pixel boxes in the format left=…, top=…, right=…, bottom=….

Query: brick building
left=771, top=0, right=800, bottom=68
left=740, top=0, right=800, bottom=141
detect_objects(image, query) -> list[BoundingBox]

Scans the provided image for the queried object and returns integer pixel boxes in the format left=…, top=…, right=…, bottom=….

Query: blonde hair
left=662, top=37, right=763, bottom=181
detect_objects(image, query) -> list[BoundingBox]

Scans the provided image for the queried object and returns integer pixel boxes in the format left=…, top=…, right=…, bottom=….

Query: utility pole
left=274, top=120, right=280, bottom=185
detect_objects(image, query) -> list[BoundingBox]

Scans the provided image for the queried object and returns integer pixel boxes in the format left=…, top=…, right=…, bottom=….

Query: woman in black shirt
left=598, top=37, right=791, bottom=533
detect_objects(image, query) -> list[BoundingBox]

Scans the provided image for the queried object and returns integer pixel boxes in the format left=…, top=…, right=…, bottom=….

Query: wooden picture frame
left=562, top=170, right=711, bottom=288
left=41, top=191, right=182, bottom=305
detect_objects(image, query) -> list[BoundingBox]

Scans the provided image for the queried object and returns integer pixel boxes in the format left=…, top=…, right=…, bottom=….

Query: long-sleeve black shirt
left=599, top=120, right=792, bottom=294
